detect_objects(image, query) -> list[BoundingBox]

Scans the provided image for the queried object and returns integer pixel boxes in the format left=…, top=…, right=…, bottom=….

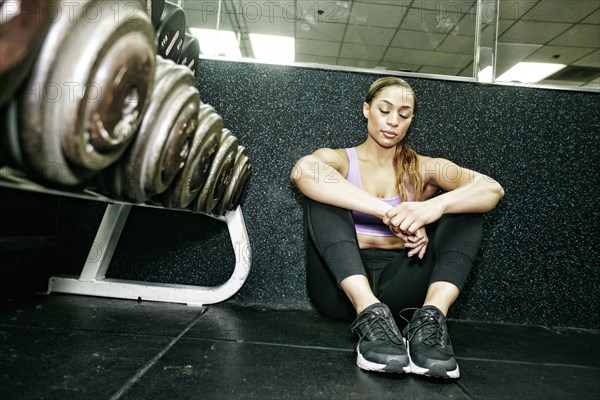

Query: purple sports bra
left=345, top=147, right=401, bottom=237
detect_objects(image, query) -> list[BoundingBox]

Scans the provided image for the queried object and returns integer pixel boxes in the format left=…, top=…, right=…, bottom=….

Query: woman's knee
left=304, top=198, right=359, bottom=255
left=433, top=213, right=484, bottom=260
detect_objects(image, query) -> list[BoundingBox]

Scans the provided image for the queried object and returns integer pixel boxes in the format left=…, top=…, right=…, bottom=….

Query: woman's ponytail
left=394, top=144, right=422, bottom=202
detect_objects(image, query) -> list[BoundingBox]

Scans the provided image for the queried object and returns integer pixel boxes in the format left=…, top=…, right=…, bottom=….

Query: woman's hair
left=365, top=77, right=423, bottom=202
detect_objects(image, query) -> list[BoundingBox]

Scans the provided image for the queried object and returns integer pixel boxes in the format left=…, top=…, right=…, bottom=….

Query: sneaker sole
left=404, top=339, right=460, bottom=379
left=408, top=359, right=460, bottom=379
left=355, top=346, right=410, bottom=374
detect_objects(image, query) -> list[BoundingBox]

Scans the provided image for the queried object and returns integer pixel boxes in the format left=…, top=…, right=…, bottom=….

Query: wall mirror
left=181, top=0, right=599, bottom=91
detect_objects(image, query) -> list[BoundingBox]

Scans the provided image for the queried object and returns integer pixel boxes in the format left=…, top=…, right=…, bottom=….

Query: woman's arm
left=425, top=156, right=504, bottom=214
left=385, top=156, right=504, bottom=233
left=291, top=148, right=392, bottom=219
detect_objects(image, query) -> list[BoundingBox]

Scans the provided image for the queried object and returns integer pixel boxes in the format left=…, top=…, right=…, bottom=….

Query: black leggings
left=304, top=198, right=483, bottom=324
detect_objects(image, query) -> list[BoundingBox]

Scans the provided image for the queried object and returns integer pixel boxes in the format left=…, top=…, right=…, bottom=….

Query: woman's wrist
left=374, top=201, right=393, bottom=220
left=428, top=194, right=448, bottom=215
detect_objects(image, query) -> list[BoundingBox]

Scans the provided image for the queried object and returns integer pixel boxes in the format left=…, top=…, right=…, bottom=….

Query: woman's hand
left=389, top=225, right=429, bottom=259
left=383, top=200, right=444, bottom=234
left=384, top=200, right=441, bottom=259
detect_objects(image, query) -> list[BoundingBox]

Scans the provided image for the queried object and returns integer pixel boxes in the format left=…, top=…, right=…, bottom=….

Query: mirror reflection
left=494, top=0, right=599, bottom=89
left=181, top=0, right=599, bottom=90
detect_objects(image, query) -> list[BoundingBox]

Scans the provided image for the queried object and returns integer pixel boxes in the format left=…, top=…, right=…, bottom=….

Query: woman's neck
left=357, top=138, right=396, bottom=166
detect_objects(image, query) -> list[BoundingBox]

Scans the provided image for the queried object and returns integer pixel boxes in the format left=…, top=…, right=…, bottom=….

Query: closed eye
left=379, top=108, right=411, bottom=119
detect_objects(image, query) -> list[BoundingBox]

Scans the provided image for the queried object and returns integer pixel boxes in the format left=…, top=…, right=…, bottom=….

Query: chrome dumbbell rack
left=0, top=167, right=252, bottom=307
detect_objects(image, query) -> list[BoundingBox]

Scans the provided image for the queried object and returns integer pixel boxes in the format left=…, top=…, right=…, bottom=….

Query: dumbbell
left=18, top=0, right=156, bottom=186
left=95, top=56, right=174, bottom=199
left=156, top=1, right=186, bottom=62
left=213, top=145, right=251, bottom=215
left=0, top=0, right=53, bottom=108
left=190, top=129, right=238, bottom=214
left=146, top=0, right=166, bottom=28
left=229, top=156, right=252, bottom=211
left=178, top=33, right=200, bottom=82
left=99, top=57, right=200, bottom=203
left=157, top=103, right=221, bottom=209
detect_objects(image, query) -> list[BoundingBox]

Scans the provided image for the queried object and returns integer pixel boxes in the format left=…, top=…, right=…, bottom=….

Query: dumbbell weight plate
left=151, top=85, right=200, bottom=193
left=213, top=145, right=250, bottom=216
left=18, top=0, right=156, bottom=186
left=56, top=6, right=156, bottom=170
left=229, top=155, right=252, bottom=211
left=191, top=133, right=238, bottom=214
left=159, top=103, right=222, bottom=209
left=186, top=105, right=223, bottom=195
left=156, top=1, right=186, bottom=61
left=95, top=55, right=174, bottom=199
left=0, top=0, right=53, bottom=107
left=107, top=56, right=185, bottom=200
left=211, top=128, right=240, bottom=212
left=219, top=127, right=233, bottom=145
left=121, top=85, right=199, bottom=202
left=213, top=129, right=239, bottom=212
left=119, top=62, right=200, bottom=202
left=18, top=0, right=93, bottom=185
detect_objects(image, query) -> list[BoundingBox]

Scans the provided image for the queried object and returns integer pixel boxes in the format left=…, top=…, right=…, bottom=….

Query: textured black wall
left=55, top=59, right=599, bottom=329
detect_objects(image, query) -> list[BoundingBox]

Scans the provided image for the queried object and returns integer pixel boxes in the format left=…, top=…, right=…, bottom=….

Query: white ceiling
left=183, top=0, right=600, bottom=89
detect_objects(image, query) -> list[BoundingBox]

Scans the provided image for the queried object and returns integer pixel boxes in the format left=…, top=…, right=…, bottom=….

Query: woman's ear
left=362, top=102, right=370, bottom=119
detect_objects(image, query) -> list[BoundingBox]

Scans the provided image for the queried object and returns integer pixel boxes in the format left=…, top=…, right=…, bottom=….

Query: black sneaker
left=401, top=305, right=460, bottom=379
left=350, top=303, right=410, bottom=373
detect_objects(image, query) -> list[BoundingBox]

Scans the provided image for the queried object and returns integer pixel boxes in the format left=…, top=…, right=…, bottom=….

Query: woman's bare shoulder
left=312, top=147, right=349, bottom=173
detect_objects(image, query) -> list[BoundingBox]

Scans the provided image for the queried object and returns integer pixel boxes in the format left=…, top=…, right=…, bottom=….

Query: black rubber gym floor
left=1, top=294, right=598, bottom=399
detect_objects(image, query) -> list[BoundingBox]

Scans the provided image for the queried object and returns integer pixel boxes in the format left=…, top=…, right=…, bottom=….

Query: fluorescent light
left=478, top=66, right=493, bottom=83
left=249, top=33, right=295, bottom=63
left=190, top=28, right=241, bottom=58
left=496, top=62, right=566, bottom=83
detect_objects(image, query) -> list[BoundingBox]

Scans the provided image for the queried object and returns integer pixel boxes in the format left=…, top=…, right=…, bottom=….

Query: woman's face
left=363, top=85, right=415, bottom=149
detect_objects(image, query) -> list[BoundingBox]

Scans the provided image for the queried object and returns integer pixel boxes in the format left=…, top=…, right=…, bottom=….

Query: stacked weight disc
left=97, top=38, right=250, bottom=214
left=148, top=0, right=243, bottom=213
left=97, top=56, right=200, bottom=203
left=157, top=102, right=221, bottom=210
left=0, top=0, right=251, bottom=215
left=189, top=128, right=252, bottom=216
left=2, top=0, right=156, bottom=186
left=108, top=0, right=249, bottom=215
left=154, top=85, right=251, bottom=216
left=209, top=131, right=252, bottom=216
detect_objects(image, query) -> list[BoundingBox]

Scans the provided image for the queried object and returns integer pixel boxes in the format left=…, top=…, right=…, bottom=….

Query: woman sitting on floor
left=291, top=76, right=504, bottom=379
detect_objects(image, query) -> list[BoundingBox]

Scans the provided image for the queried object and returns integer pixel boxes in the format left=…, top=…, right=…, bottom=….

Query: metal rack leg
left=47, top=205, right=252, bottom=306
left=79, top=203, right=132, bottom=281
